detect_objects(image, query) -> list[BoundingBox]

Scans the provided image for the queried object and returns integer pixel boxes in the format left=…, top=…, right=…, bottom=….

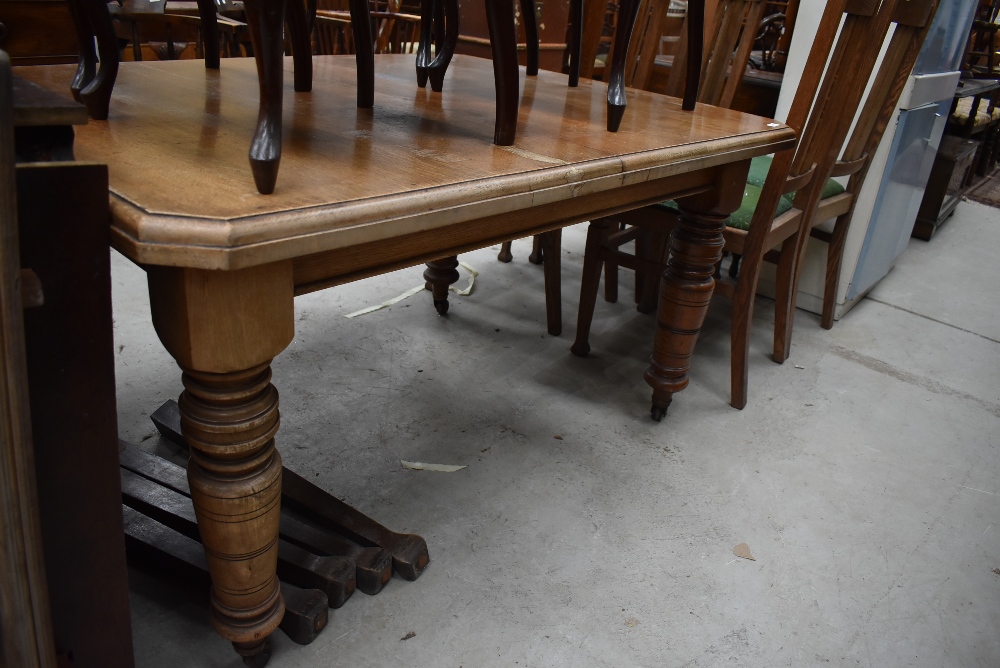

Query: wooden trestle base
left=120, top=400, right=430, bottom=665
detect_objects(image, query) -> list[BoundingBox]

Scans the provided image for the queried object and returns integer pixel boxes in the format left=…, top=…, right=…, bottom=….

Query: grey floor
left=116, top=201, right=1000, bottom=667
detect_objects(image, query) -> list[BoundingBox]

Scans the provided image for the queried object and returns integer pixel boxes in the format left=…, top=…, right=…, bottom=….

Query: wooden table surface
left=17, top=55, right=792, bottom=282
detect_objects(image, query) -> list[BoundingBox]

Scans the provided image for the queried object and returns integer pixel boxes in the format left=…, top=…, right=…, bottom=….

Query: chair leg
left=497, top=241, right=514, bottom=262
left=528, top=235, right=544, bottom=264
left=605, top=0, right=641, bottom=131
left=519, top=0, right=539, bottom=76
left=567, top=0, right=583, bottom=86
left=772, top=234, right=800, bottom=364
left=286, top=0, right=313, bottom=92
left=821, top=213, right=851, bottom=330
left=540, top=229, right=562, bottom=335
left=196, top=0, right=221, bottom=69
left=571, top=218, right=613, bottom=357
left=244, top=0, right=287, bottom=195
left=349, top=0, right=374, bottom=108
left=637, top=228, right=668, bottom=314
left=604, top=253, right=619, bottom=304
left=485, top=0, right=519, bottom=145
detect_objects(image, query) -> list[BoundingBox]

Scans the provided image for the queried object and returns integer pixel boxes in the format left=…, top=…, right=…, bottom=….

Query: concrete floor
left=115, top=200, right=1000, bottom=667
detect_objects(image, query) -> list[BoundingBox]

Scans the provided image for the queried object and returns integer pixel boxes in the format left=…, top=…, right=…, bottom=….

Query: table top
left=17, top=55, right=794, bottom=273
left=12, top=75, right=88, bottom=128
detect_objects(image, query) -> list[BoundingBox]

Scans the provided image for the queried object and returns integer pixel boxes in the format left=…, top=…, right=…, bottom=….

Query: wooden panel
left=0, top=1, right=80, bottom=65
left=16, top=55, right=794, bottom=271
left=0, top=50, right=57, bottom=668
left=18, top=162, right=135, bottom=668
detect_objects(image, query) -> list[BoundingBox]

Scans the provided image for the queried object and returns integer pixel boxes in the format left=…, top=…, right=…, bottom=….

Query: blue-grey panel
left=847, top=101, right=949, bottom=300
left=914, top=0, right=979, bottom=75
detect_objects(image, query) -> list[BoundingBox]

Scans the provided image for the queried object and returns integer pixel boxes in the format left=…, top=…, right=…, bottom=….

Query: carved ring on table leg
left=643, top=205, right=727, bottom=421
left=180, top=363, right=285, bottom=665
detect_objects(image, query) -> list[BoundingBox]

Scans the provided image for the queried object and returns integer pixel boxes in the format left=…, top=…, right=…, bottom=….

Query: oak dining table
left=17, top=54, right=794, bottom=665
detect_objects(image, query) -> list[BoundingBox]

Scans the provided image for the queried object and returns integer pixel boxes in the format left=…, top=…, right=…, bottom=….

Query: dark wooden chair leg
left=540, top=229, right=562, bottom=335
left=196, top=0, right=222, bottom=69
left=571, top=218, right=613, bottom=357
left=286, top=0, right=313, bottom=92
left=416, top=0, right=434, bottom=87
left=519, top=0, right=539, bottom=76
left=567, top=0, right=583, bottom=86
left=428, top=0, right=459, bottom=91
left=528, top=234, right=544, bottom=264
left=349, top=0, right=375, bottom=107
left=637, top=228, right=669, bottom=314
left=66, top=0, right=97, bottom=102
left=497, top=241, right=514, bottom=262
left=71, top=0, right=118, bottom=120
left=683, top=0, right=704, bottom=111
left=424, top=256, right=460, bottom=315
left=605, top=0, right=641, bottom=131
left=485, top=0, right=519, bottom=145
left=243, top=0, right=288, bottom=194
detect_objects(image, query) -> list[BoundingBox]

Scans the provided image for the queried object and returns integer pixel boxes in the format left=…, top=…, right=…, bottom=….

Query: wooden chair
left=572, top=0, right=928, bottom=415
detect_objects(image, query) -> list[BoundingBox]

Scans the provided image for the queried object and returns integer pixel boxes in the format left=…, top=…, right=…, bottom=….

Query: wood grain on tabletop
left=15, top=55, right=794, bottom=270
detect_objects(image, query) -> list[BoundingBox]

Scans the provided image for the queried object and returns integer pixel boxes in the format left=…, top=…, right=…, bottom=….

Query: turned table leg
left=243, top=0, right=287, bottom=195
left=424, top=256, right=460, bottom=315
left=643, top=164, right=747, bottom=420
left=147, top=261, right=295, bottom=666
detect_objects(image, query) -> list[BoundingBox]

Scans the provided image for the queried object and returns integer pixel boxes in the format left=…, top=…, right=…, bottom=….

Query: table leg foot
left=424, top=256, right=460, bottom=316
left=234, top=639, right=272, bottom=668
left=121, top=504, right=330, bottom=646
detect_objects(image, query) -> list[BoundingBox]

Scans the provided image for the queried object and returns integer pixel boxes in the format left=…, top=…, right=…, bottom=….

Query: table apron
left=291, top=166, right=718, bottom=295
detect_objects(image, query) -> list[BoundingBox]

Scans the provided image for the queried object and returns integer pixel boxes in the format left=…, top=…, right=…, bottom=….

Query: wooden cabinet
left=913, top=135, right=979, bottom=240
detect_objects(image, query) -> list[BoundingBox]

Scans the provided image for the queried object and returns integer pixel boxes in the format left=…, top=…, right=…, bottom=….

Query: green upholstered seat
left=653, top=155, right=846, bottom=231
